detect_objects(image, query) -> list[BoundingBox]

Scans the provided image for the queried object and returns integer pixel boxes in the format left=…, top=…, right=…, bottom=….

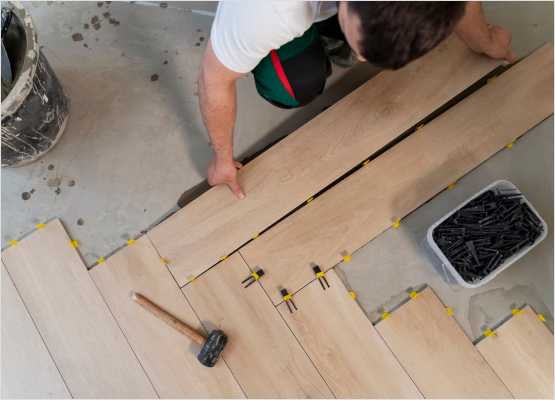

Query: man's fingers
left=228, top=180, right=245, bottom=199
left=505, top=49, right=517, bottom=64
left=234, top=161, right=243, bottom=169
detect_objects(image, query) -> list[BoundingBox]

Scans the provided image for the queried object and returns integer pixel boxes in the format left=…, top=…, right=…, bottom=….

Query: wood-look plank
left=182, top=253, right=334, bottom=399
left=476, top=306, right=554, bottom=399
left=241, top=43, right=554, bottom=306
left=1, top=263, right=72, bottom=399
left=90, top=236, right=246, bottom=399
left=277, top=269, right=422, bottom=399
left=148, top=34, right=502, bottom=287
left=375, top=288, right=512, bottom=399
left=1, top=219, right=158, bottom=399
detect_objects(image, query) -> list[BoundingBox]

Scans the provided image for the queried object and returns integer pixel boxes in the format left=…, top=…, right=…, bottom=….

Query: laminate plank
left=90, top=236, right=246, bottom=399
left=476, top=306, right=554, bottom=399
left=240, top=43, right=554, bottom=306
left=277, top=269, right=422, bottom=399
left=1, top=263, right=72, bottom=399
left=1, top=219, right=158, bottom=399
left=148, top=34, right=503, bottom=287
left=182, top=253, right=334, bottom=399
left=375, top=287, right=512, bottom=399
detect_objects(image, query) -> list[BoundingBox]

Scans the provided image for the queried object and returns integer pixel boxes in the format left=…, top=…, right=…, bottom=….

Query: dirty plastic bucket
left=421, top=180, right=548, bottom=289
left=1, top=1, right=69, bottom=167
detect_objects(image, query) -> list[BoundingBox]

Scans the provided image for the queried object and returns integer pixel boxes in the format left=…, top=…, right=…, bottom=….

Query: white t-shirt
left=211, top=1, right=339, bottom=73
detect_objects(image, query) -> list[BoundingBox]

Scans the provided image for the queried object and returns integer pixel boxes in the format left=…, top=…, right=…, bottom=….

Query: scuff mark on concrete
left=22, top=192, right=31, bottom=200
left=47, top=177, right=61, bottom=187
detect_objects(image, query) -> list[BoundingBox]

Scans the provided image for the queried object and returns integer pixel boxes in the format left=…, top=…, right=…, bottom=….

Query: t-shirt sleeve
left=211, top=2, right=316, bottom=73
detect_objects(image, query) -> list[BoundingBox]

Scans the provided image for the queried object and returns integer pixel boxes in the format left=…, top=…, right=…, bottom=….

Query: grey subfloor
left=2, top=1, right=553, bottom=341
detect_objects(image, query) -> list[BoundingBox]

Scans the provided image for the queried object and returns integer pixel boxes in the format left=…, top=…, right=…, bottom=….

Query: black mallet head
left=197, top=330, right=228, bottom=367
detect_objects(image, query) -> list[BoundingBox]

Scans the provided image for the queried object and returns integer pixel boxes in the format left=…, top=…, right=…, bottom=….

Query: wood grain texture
left=241, top=43, right=554, bottom=306
left=148, top=34, right=503, bottom=287
left=375, top=288, right=512, bottom=399
left=476, top=306, right=554, bottom=399
left=182, top=253, right=334, bottom=399
left=278, top=269, right=423, bottom=399
left=1, top=263, right=71, bottom=399
left=1, top=219, right=158, bottom=399
left=90, top=236, right=246, bottom=399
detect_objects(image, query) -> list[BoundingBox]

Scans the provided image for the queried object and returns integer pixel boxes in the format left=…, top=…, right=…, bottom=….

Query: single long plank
left=149, top=34, right=502, bottom=287
left=1, top=219, right=158, bottom=399
left=476, top=306, right=554, bottom=399
left=375, top=287, right=512, bottom=399
left=278, top=269, right=423, bottom=399
left=241, top=43, right=555, bottom=305
left=182, top=253, right=334, bottom=399
left=90, top=236, right=246, bottom=399
left=1, top=263, right=72, bottom=399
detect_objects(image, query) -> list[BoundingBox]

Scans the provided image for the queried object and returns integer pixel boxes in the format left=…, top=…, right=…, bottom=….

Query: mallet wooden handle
left=131, top=292, right=206, bottom=346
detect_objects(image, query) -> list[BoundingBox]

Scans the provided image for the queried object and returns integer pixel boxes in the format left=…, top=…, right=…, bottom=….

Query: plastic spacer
left=445, top=307, right=453, bottom=315
left=283, top=294, right=292, bottom=301
left=410, top=292, right=420, bottom=299
left=484, top=329, right=496, bottom=337
left=160, top=258, right=166, bottom=264
left=538, top=314, right=546, bottom=322
left=382, top=312, right=390, bottom=320
left=316, top=271, right=325, bottom=278
left=415, top=124, right=424, bottom=131
left=68, top=240, right=78, bottom=248
left=487, top=75, right=497, bottom=83
left=349, top=291, right=356, bottom=299
left=512, top=308, right=524, bottom=316
left=96, top=258, right=106, bottom=264
left=506, top=141, right=514, bottom=148
left=36, top=223, right=46, bottom=229
left=188, top=277, right=196, bottom=282
left=392, top=220, right=400, bottom=228
left=343, top=254, right=351, bottom=262
left=307, top=197, right=314, bottom=203
left=251, top=271, right=260, bottom=280
left=252, top=233, right=259, bottom=239
left=363, top=159, right=370, bottom=166
left=127, top=239, right=135, bottom=245
left=7, top=240, right=18, bottom=246
left=221, top=254, right=228, bottom=261
left=447, top=180, right=457, bottom=189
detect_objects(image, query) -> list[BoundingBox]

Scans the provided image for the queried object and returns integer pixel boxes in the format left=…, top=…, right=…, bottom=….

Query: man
left=199, top=2, right=515, bottom=199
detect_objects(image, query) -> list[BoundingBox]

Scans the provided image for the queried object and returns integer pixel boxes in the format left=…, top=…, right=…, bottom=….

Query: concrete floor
left=2, top=2, right=553, bottom=341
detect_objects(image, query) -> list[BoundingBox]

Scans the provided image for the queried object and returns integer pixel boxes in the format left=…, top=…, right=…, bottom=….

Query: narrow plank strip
left=90, top=236, right=246, bottom=399
left=241, top=43, right=554, bottom=305
left=182, top=253, right=334, bottom=399
left=1, top=263, right=72, bottom=399
left=375, top=287, right=512, bottom=399
left=476, top=306, right=554, bottom=399
left=1, top=219, right=158, bottom=399
left=277, top=269, right=423, bottom=399
left=148, top=34, right=502, bottom=287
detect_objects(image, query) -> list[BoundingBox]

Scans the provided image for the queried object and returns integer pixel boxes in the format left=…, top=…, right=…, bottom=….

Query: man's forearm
left=455, top=2, right=491, bottom=53
left=199, top=68, right=237, bottom=162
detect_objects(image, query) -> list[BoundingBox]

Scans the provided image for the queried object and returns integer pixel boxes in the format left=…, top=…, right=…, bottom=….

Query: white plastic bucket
left=421, top=180, right=548, bottom=289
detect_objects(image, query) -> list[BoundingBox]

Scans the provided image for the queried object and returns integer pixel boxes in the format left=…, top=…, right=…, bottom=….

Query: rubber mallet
left=131, top=291, right=228, bottom=367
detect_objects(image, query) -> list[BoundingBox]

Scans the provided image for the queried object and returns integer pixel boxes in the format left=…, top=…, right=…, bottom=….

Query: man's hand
left=484, top=24, right=516, bottom=63
left=206, top=154, right=245, bottom=199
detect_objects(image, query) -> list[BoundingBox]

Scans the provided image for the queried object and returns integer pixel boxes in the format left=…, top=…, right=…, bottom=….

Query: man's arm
left=455, top=1, right=516, bottom=63
left=199, top=38, right=247, bottom=199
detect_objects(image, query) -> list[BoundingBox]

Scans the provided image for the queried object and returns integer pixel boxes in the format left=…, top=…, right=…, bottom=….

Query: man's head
left=338, top=2, right=467, bottom=70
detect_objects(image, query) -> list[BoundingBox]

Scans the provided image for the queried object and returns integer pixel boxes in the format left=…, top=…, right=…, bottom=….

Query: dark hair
left=348, top=2, right=467, bottom=70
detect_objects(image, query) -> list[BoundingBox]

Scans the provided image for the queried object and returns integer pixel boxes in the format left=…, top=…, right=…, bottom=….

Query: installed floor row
left=2, top=219, right=553, bottom=398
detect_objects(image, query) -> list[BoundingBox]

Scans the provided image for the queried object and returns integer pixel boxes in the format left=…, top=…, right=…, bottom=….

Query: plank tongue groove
left=90, top=236, right=246, bottom=399
left=476, top=306, right=554, bottom=399
left=278, top=269, right=423, bottom=399
left=1, top=219, right=158, bottom=399
left=375, top=288, right=513, bottom=399
left=240, top=43, right=555, bottom=306
left=2, top=263, right=72, bottom=399
left=182, top=253, right=334, bottom=399
left=148, top=34, right=503, bottom=287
